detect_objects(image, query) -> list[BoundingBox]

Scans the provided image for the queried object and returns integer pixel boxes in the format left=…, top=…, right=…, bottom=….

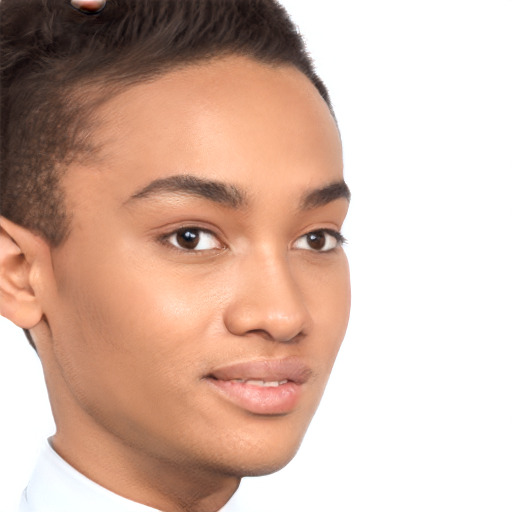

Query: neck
left=50, top=428, right=240, bottom=512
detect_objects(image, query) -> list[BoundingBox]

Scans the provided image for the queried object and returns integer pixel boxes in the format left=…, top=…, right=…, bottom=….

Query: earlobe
left=0, top=216, right=44, bottom=329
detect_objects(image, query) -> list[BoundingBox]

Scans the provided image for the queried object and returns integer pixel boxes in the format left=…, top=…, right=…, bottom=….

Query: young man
left=0, top=1, right=351, bottom=511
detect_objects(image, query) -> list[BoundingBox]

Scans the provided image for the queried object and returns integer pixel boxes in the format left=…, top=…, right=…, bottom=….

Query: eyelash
left=304, top=229, right=346, bottom=250
left=159, top=227, right=346, bottom=254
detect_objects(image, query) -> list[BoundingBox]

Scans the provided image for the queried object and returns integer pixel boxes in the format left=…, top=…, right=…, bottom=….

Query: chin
left=205, top=420, right=308, bottom=478
left=217, top=449, right=302, bottom=479
left=233, top=455, right=298, bottom=478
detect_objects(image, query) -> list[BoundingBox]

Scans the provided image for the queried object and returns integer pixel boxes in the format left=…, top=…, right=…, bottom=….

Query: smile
left=205, top=357, right=311, bottom=415
left=234, top=379, right=288, bottom=387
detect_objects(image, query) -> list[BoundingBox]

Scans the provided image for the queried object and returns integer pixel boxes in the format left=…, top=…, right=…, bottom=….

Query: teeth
left=243, top=379, right=288, bottom=387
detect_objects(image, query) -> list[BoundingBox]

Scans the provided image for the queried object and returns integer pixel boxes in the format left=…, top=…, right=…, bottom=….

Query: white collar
left=18, top=440, right=239, bottom=512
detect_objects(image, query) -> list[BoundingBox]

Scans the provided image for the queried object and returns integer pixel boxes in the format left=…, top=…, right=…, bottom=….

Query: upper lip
left=207, top=357, right=312, bottom=384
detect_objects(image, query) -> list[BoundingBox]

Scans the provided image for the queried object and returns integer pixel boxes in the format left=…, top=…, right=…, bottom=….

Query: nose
left=223, top=251, right=312, bottom=343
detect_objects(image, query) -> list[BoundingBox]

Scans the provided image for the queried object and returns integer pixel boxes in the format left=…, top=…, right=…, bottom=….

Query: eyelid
left=325, top=229, right=346, bottom=245
left=157, top=225, right=346, bottom=254
left=159, top=226, right=225, bottom=253
left=292, top=228, right=346, bottom=252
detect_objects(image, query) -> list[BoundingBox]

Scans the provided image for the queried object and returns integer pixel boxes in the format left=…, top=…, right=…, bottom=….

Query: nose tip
left=223, top=260, right=312, bottom=343
left=225, top=306, right=308, bottom=344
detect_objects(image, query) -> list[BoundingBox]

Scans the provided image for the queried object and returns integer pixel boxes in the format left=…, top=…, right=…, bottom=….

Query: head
left=0, top=0, right=350, bottom=506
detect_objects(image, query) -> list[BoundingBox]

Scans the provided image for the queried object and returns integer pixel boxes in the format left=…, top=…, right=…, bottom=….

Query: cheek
left=48, top=237, right=224, bottom=401
left=53, top=233, right=216, bottom=343
left=47, top=247, right=228, bottom=446
left=300, top=253, right=351, bottom=370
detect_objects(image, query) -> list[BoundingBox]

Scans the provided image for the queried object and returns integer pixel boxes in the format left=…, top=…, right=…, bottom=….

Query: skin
left=70, top=0, right=106, bottom=13
left=0, top=56, right=350, bottom=512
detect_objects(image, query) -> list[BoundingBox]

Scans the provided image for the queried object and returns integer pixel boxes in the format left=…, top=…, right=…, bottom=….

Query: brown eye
left=306, top=231, right=326, bottom=250
left=167, top=228, right=222, bottom=251
left=293, top=229, right=343, bottom=252
left=176, top=228, right=200, bottom=249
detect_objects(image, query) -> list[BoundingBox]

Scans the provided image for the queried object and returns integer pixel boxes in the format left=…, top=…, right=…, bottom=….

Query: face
left=40, top=56, right=350, bottom=481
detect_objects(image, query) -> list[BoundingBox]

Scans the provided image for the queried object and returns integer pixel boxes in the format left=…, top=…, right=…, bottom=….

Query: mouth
left=205, top=357, right=312, bottom=415
left=229, top=379, right=290, bottom=387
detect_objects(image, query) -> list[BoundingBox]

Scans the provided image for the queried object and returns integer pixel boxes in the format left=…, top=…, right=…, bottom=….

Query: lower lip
left=207, top=378, right=302, bottom=415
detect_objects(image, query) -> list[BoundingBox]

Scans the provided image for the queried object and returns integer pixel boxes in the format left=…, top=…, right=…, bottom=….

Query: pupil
left=307, top=231, right=325, bottom=250
left=177, top=228, right=199, bottom=249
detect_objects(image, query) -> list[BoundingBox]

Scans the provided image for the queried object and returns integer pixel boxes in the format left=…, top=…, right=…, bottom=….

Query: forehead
left=66, top=56, right=343, bottom=206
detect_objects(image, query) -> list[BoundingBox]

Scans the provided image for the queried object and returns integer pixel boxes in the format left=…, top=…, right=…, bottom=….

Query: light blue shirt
left=18, top=440, right=239, bottom=512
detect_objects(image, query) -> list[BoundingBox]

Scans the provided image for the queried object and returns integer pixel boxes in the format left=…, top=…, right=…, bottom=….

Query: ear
left=0, top=216, right=46, bottom=329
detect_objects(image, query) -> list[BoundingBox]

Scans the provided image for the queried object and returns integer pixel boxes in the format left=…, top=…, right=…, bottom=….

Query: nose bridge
left=223, top=246, right=312, bottom=342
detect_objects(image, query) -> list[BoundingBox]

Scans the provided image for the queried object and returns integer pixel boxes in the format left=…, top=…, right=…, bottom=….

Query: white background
left=1, top=0, right=511, bottom=510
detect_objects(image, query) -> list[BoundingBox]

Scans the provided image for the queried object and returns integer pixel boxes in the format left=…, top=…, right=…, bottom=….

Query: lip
left=205, top=357, right=312, bottom=415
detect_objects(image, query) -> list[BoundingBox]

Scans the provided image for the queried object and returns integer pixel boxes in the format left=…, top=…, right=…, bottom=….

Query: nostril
left=246, top=329, right=273, bottom=341
left=246, top=328, right=303, bottom=344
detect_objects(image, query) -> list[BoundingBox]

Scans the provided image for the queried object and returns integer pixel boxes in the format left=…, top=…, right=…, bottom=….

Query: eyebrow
left=127, top=174, right=350, bottom=210
left=299, top=180, right=351, bottom=210
left=127, top=174, right=247, bottom=209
